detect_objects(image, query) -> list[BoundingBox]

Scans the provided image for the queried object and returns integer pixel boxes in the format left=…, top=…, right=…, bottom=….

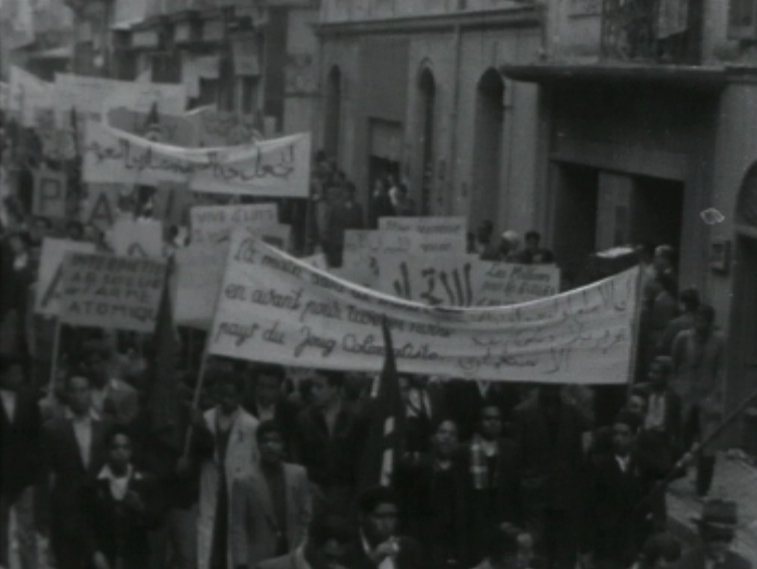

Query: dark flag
left=145, top=260, right=183, bottom=452
left=358, top=317, right=406, bottom=491
left=143, top=102, right=161, bottom=141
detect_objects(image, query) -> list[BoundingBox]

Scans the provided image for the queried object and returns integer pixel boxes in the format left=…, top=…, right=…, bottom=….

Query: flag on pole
left=145, top=259, right=183, bottom=452
left=358, top=318, right=406, bottom=491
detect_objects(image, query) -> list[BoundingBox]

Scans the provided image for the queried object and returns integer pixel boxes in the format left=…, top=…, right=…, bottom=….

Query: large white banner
left=208, top=231, right=640, bottom=384
left=378, top=254, right=561, bottom=307
left=83, top=121, right=311, bottom=197
left=378, top=217, right=467, bottom=255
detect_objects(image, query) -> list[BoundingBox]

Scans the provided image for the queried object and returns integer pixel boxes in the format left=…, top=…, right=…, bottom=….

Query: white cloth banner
left=83, top=121, right=311, bottom=197
left=378, top=254, right=561, bottom=307
left=208, top=231, right=641, bottom=384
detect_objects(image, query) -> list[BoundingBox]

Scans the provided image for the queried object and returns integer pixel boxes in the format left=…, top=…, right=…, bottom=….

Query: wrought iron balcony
left=600, top=0, right=703, bottom=64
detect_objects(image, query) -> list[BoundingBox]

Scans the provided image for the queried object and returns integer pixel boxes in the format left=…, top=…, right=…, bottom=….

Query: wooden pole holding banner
left=47, top=318, right=62, bottom=396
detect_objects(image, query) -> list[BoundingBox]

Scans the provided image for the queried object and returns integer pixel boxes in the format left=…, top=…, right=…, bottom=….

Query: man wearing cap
left=673, top=499, right=751, bottom=568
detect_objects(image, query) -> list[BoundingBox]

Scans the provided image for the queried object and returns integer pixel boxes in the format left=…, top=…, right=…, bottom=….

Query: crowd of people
left=0, top=133, right=751, bottom=569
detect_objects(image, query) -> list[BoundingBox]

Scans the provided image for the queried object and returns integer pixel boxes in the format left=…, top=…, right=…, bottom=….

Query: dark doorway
left=630, top=176, right=684, bottom=252
left=552, top=163, right=600, bottom=289
left=324, top=66, right=342, bottom=160
left=471, top=68, right=505, bottom=227
left=417, top=67, right=436, bottom=216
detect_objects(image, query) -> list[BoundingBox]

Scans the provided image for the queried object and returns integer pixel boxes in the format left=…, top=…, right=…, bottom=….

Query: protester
left=516, top=231, right=555, bottom=265
left=0, top=355, right=40, bottom=569
left=230, top=420, right=312, bottom=569
left=394, top=418, right=466, bottom=569
left=513, top=385, right=589, bottom=569
left=244, top=364, right=301, bottom=458
left=673, top=500, right=751, bottom=568
left=463, top=404, right=522, bottom=566
left=81, top=340, right=140, bottom=426
left=631, top=533, right=682, bottom=569
left=476, top=221, right=500, bottom=261
left=196, top=371, right=261, bottom=569
left=671, top=305, right=725, bottom=499
left=499, top=231, right=521, bottom=262
left=369, top=177, right=395, bottom=228
left=470, top=525, right=527, bottom=569
left=42, top=370, right=113, bottom=569
left=343, top=486, right=424, bottom=569
left=580, top=410, right=653, bottom=569
left=400, top=375, right=447, bottom=455
left=343, top=182, right=365, bottom=230
left=321, top=184, right=349, bottom=268
left=88, top=426, right=162, bottom=569
left=293, top=370, right=368, bottom=516
left=656, top=287, right=700, bottom=357
left=0, top=230, right=33, bottom=356
left=256, top=514, right=353, bottom=569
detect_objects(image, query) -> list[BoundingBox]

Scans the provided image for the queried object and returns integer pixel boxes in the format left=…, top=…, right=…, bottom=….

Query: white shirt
left=98, top=464, right=133, bottom=501
left=615, top=454, right=631, bottom=473
left=405, top=388, right=431, bottom=419
left=361, top=532, right=396, bottom=569
left=645, top=392, right=667, bottom=431
left=72, top=415, right=93, bottom=468
left=0, top=389, right=16, bottom=422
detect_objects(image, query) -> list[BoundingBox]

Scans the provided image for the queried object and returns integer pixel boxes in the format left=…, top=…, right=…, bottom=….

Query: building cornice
left=315, top=6, right=540, bottom=37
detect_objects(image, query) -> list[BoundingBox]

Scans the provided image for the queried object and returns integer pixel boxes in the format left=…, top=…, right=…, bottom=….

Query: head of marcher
left=216, top=371, right=243, bottom=416
left=310, top=370, right=344, bottom=411
left=478, top=404, right=503, bottom=441
left=637, top=533, right=682, bottom=569
left=0, top=355, right=24, bottom=392
left=254, top=364, right=285, bottom=407
left=648, top=356, right=673, bottom=392
left=256, top=420, right=286, bottom=468
left=304, top=515, right=353, bottom=569
left=431, top=418, right=459, bottom=460
left=627, top=387, right=648, bottom=418
left=105, top=426, right=133, bottom=476
left=538, top=384, right=562, bottom=421
left=653, top=245, right=676, bottom=274
left=636, top=242, right=655, bottom=267
left=612, top=409, right=640, bottom=458
left=358, top=486, right=400, bottom=547
left=694, top=500, right=737, bottom=561
left=678, top=287, right=700, bottom=315
left=694, top=304, right=716, bottom=340
left=66, top=370, right=94, bottom=417
left=525, top=230, right=541, bottom=253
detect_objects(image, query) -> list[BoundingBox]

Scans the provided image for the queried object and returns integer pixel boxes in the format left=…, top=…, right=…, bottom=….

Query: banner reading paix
left=208, top=231, right=641, bottom=384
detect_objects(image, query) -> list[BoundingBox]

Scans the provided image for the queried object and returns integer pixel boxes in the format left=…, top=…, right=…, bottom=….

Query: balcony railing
left=601, top=0, right=703, bottom=64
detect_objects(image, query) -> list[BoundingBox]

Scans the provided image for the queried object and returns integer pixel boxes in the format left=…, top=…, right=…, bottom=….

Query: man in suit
left=343, top=486, right=424, bottom=569
left=580, top=410, right=653, bottom=569
left=244, top=364, right=300, bottom=459
left=231, top=420, right=312, bottom=569
left=42, top=370, right=112, bottom=569
left=256, top=514, right=353, bottom=569
left=0, top=355, right=41, bottom=569
left=82, top=342, right=140, bottom=426
left=196, top=371, right=260, bottom=569
left=512, top=384, right=591, bottom=569
left=294, top=371, right=368, bottom=516
left=394, top=418, right=466, bottom=569
left=88, top=426, right=163, bottom=569
left=673, top=500, right=751, bottom=569
left=462, top=404, right=522, bottom=567
left=399, top=375, right=448, bottom=455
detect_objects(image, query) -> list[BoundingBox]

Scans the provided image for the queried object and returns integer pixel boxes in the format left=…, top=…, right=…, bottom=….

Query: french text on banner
left=59, top=253, right=167, bottom=333
left=207, top=230, right=640, bottom=384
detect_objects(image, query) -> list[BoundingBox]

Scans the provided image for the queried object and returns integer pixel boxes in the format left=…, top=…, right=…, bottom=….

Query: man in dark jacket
left=580, top=410, right=652, bottom=569
left=461, top=404, right=522, bottom=567
left=343, top=486, right=424, bottom=569
left=673, top=500, right=752, bottom=569
left=0, top=355, right=41, bottom=569
left=394, top=418, right=466, bottom=569
left=87, top=426, right=163, bottom=569
left=512, top=385, right=590, bottom=569
left=42, top=370, right=112, bottom=569
left=294, top=371, right=368, bottom=516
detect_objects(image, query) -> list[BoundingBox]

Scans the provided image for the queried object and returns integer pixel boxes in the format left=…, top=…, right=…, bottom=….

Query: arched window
left=417, top=67, right=436, bottom=216
left=324, top=66, right=342, bottom=160
left=472, top=68, right=505, bottom=227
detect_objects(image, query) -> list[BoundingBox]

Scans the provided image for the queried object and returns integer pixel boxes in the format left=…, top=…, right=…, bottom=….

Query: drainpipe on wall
left=447, top=22, right=462, bottom=216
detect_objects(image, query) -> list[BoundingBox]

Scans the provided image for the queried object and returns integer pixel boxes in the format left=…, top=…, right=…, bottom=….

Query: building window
left=324, top=66, right=341, bottom=160
left=239, top=76, right=259, bottom=114
left=151, top=52, right=181, bottom=84
left=198, top=78, right=219, bottom=107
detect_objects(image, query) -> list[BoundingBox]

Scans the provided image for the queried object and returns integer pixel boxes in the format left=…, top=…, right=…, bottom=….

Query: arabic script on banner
left=208, top=231, right=640, bottom=384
